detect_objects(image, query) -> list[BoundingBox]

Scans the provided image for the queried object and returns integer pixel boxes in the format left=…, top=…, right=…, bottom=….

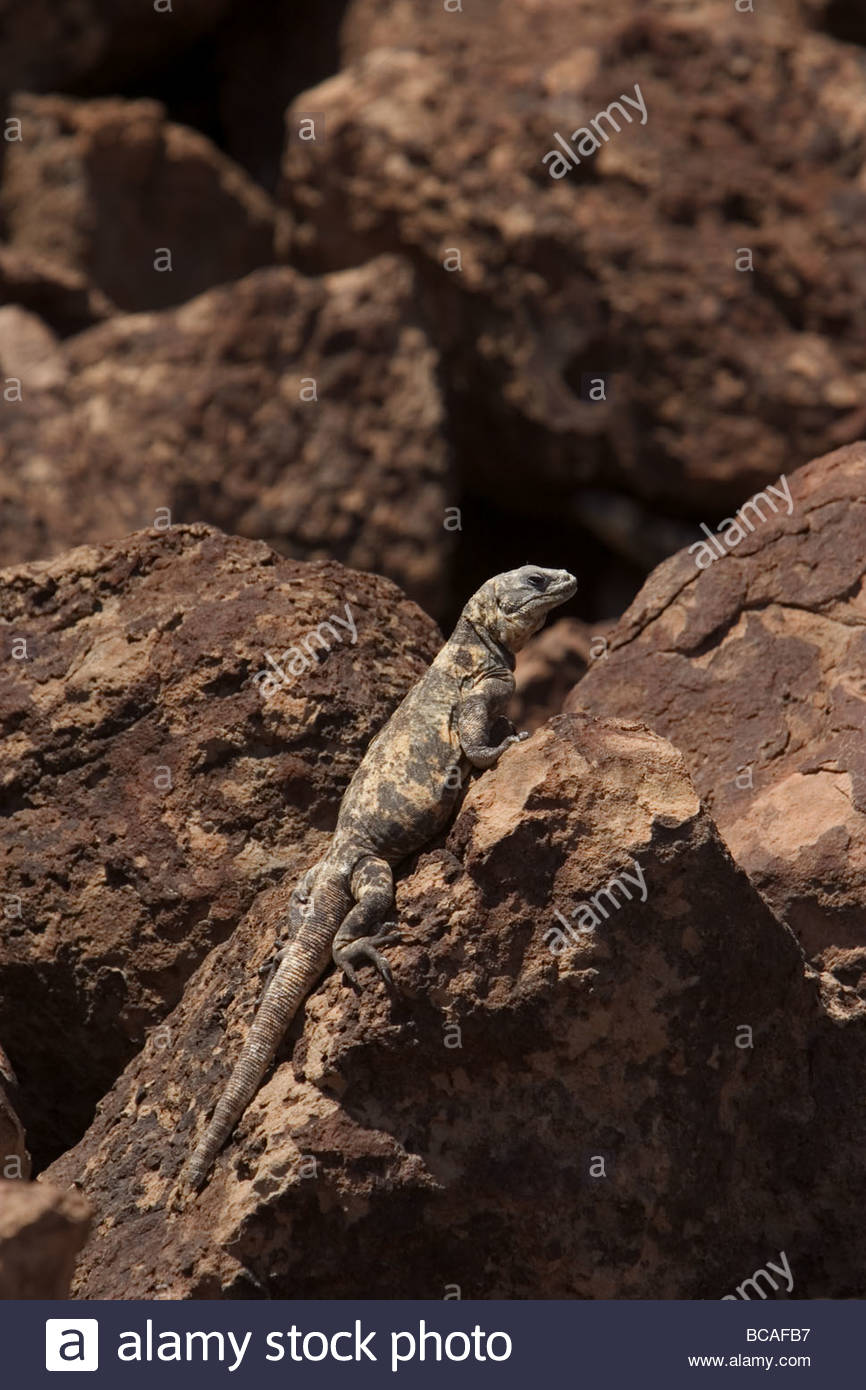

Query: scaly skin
left=183, top=565, right=576, bottom=1191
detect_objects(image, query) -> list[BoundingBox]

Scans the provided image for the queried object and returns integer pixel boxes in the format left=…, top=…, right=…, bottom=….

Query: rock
left=0, top=257, right=454, bottom=614
left=46, top=713, right=866, bottom=1299
left=0, top=1044, right=29, bottom=1182
left=0, top=245, right=114, bottom=336
left=0, top=1181, right=90, bottom=1298
left=0, top=306, right=64, bottom=390
left=282, top=3, right=866, bottom=517
left=1, top=94, right=283, bottom=313
left=0, top=524, right=441, bottom=1167
left=568, top=442, right=866, bottom=981
left=510, top=618, right=612, bottom=732
left=0, top=0, right=233, bottom=94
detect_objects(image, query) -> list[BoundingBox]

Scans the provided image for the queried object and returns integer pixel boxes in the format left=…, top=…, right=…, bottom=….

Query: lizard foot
left=334, top=926, right=400, bottom=989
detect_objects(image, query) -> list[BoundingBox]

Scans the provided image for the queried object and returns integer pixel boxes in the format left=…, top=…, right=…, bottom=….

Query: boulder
left=1, top=94, right=282, bottom=313
left=47, top=713, right=866, bottom=1300
left=0, top=525, right=441, bottom=1167
left=0, top=257, right=454, bottom=614
left=282, top=1, right=866, bottom=518
left=568, top=442, right=866, bottom=981
left=0, top=1181, right=90, bottom=1298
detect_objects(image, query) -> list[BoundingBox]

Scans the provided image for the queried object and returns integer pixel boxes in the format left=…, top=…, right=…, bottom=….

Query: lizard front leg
left=332, top=856, right=397, bottom=988
left=457, top=692, right=529, bottom=770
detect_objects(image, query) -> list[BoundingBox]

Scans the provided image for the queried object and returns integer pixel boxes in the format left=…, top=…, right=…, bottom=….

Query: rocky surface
left=0, top=1180, right=91, bottom=1298
left=282, top=1, right=866, bottom=520
left=569, top=442, right=866, bottom=981
left=1, top=94, right=282, bottom=313
left=510, top=618, right=612, bottom=732
left=0, top=246, right=114, bottom=336
left=0, top=525, right=441, bottom=1168
left=0, top=256, right=454, bottom=614
left=43, top=712, right=865, bottom=1300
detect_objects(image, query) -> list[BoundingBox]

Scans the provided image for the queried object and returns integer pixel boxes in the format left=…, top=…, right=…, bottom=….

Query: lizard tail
left=183, top=938, right=328, bottom=1192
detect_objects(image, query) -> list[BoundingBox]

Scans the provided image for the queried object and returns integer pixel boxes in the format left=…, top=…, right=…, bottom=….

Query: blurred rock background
left=3, top=0, right=866, bottom=628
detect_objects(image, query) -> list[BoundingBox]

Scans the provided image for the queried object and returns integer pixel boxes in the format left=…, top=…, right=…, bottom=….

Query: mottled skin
left=184, top=566, right=576, bottom=1190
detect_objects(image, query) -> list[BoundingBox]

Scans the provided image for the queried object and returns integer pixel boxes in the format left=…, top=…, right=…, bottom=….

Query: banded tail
left=183, top=918, right=336, bottom=1192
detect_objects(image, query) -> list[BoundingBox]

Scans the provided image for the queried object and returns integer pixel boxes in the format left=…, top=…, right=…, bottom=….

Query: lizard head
left=464, top=566, right=577, bottom=652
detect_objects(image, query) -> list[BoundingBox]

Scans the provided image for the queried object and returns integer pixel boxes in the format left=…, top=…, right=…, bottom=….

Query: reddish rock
left=0, top=257, right=454, bottom=614
left=1, top=94, right=282, bottom=313
left=0, top=525, right=441, bottom=1167
left=0, top=1181, right=90, bottom=1298
left=510, top=617, right=613, bottom=732
left=568, top=442, right=866, bottom=981
left=44, top=714, right=865, bottom=1300
left=282, top=1, right=866, bottom=518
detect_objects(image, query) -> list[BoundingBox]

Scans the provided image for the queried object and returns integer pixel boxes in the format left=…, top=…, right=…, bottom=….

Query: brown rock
left=510, top=617, right=612, bottom=732
left=0, top=257, right=454, bottom=614
left=0, top=245, right=114, bottom=336
left=0, top=525, right=441, bottom=1167
left=0, top=306, right=64, bottom=390
left=568, top=442, right=866, bottom=980
left=47, top=714, right=865, bottom=1299
left=0, top=0, right=233, bottom=94
left=1, top=94, right=282, bottom=313
left=282, top=2, right=866, bottom=516
left=0, top=1181, right=90, bottom=1298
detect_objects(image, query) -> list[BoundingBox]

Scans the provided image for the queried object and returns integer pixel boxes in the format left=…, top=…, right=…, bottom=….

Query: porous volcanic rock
left=0, top=257, right=454, bottom=613
left=0, top=525, right=441, bottom=1167
left=1, top=94, right=281, bottom=313
left=283, top=1, right=866, bottom=518
left=0, top=0, right=233, bottom=94
left=0, top=1180, right=91, bottom=1298
left=568, top=442, right=866, bottom=981
left=47, top=713, right=865, bottom=1300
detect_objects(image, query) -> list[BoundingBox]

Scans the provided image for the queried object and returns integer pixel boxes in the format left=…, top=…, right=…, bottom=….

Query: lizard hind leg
left=332, top=856, right=397, bottom=989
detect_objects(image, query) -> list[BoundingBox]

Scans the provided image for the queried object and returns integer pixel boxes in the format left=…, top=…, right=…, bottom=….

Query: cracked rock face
left=0, top=525, right=440, bottom=1167
left=0, top=256, right=454, bottom=614
left=569, top=442, right=866, bottom=983
left=281, top=0, right=866, bottom=518
left=47, top=714, right=859, bottom=1300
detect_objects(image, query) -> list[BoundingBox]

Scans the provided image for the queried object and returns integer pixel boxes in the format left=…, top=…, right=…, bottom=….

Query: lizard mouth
left=516, top=573, right=577, bottom=612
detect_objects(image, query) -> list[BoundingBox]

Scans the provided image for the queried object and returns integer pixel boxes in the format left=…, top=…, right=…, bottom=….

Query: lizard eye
left=527, top=573, right=548, bottom=591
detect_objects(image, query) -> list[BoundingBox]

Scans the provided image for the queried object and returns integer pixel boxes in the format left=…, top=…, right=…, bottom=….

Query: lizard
left=183, top=565, right=577, bottom=1191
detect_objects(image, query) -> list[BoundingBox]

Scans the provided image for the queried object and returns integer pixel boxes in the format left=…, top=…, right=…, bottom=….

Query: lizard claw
left=333, top=926, right=400, bottom=988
